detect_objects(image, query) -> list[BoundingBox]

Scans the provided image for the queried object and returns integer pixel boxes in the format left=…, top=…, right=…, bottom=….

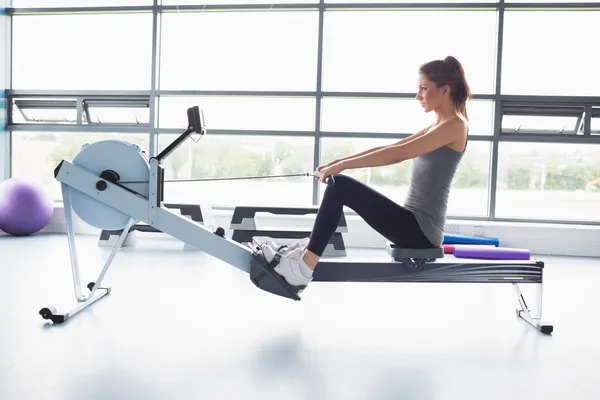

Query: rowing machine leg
left=513, top=282, right=553, bottom=334
left=39, top=184, right=137, bottom=324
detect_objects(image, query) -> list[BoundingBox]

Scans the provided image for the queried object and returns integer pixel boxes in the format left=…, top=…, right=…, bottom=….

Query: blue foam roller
left=443, top=233, right=499, bottom=246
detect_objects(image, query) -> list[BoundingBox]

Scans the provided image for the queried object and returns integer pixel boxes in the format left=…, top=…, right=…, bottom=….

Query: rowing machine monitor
left=188, top=105, right=206, bottom=135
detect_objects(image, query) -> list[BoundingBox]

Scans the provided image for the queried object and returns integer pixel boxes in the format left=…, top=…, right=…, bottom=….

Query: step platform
left=230, top=206, right=348, bottom=257
left=98, top=203, right=214, bottom=250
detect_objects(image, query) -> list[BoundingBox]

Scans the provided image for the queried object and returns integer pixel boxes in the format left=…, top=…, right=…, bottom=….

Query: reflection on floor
left=1, top=233, right=598, bottom=400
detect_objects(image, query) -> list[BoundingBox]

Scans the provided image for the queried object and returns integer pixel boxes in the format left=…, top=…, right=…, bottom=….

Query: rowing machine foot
left=249, top=246, right=304, bottom=301
left=39, top=306, right=66, bottom=324
left=516, top=308, right=553, bottom=334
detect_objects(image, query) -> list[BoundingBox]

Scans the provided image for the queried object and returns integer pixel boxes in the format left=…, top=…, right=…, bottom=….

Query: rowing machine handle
left=312, top=171, right=335, bottom=186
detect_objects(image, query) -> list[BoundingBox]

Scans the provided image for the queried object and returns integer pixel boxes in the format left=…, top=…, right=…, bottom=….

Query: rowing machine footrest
left=249, top=250, right=304, bottom=301
left=386, top=242, right=444, bottom=262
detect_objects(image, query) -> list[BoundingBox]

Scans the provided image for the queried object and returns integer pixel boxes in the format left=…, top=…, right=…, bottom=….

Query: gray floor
left=1, top=233, right=599, bottom=400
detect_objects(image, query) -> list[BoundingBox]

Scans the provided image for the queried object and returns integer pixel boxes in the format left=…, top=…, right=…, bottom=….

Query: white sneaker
left=272, top=248, right=313, bottom=287
left=259, top=240, right=301, bottom=264
left=263, top=240, right=301, bottom=256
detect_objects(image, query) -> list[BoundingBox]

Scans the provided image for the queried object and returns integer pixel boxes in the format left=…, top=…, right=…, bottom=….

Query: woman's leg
left=268, top=174, right=433, bottom=287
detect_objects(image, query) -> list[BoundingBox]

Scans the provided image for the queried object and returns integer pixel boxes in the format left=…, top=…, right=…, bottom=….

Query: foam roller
left=443, top=244, right=495, bottom=254
left=453, top=245, right=530, bottom=260
left=443, top=233, right=499, bottom=246
left=442, top=244, right=454, bottom=254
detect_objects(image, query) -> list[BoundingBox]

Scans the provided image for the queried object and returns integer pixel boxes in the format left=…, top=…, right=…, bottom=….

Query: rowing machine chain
left=116, top=171, right=315, bottom=185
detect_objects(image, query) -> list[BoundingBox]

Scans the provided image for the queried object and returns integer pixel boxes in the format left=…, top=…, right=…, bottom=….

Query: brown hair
left=419, top=56, right=472, bottom=121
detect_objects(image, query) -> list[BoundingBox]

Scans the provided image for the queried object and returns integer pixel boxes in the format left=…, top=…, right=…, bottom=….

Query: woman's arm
left=335, top=145, right=385, bottom=163
left=322, top=125, right=433, bottom=166
left=390, top=124, right=432, bottom=147
left=340, top=118, right=466, bottom=170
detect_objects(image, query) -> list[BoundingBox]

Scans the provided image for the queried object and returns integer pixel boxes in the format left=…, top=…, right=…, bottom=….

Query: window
left=11, top=132, right=149, bottom=201
left=319, top=137, right=410, bottom=203
left=13, top=0, right=150, bottom=5
left=159, top=11, right=319, bottom=91
left=159, top=96, right=315, bottom=131
left=322, top=10, right=498, bottom=94
left=162, top=0, right=316, bottom=3
left=509, top=0, right=597, bottom=2
left=325, top=0, right=495, bottom=2
left=83, top=99, right=150, bottom=126
left=449, top=141, right=490, bottom=217
left=319, top=139, right=490, bottom=217
left=468, top=100, right=495, bottom=136
left=592, top=108, right=600, bottom=134
left=593, top=118, right=600, bottom=133
left=158, top=134, right=315, bottom=206
left=321, top=98, right=432, bottom=134
left=10, top=95, right=151, bottom=127
left=321, top=97, right=494, bottom=135
left=12, top=99, right=78, bottom=124
left=12, top=13, right=152, bottom=90
left=500, top=100, right=600, bottom=135
left=495, top=143, right=600, bottom=221
left=502, top=11, right=600, bottom=96
left=502, top=115, right=578, bottom=134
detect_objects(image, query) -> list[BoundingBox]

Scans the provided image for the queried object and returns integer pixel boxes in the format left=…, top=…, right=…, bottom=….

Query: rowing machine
left=40, top=106, right=552, bottom=334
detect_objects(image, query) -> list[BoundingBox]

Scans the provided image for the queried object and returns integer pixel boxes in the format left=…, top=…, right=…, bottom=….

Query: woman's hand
left=318, top=161, right=345, bottom=182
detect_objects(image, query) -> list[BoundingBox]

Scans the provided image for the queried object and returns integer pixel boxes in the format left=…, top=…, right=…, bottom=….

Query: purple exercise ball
left=0, top=178, right=54, bottom=236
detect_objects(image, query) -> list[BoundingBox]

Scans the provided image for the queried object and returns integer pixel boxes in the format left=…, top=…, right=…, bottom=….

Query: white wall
left=44, top=204, right=600, bottom=258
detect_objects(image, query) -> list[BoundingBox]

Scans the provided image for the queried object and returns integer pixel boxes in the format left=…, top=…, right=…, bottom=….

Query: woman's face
left=416, top=73, right=449, bottom=113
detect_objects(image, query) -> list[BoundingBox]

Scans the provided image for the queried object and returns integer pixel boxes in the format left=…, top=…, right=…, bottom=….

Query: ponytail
left=419, top=56, right=472, bottom=121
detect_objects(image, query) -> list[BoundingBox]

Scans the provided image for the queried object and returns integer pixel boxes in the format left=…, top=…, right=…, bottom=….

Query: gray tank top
left=403, top=135, right=466, bottom=247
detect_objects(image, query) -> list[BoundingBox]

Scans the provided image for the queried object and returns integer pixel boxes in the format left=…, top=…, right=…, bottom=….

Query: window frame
left=6, top=2, right=600, bottom=225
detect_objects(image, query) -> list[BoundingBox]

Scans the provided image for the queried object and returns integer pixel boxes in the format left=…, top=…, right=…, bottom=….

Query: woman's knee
left=320, top=174, right=357, bottom=203
left=329, top=173, right=354, bottom=187
left=329, top=173, right=364, bottom=192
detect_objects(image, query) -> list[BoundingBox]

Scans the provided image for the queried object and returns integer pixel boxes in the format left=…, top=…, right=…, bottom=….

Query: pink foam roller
left=443, top=244, right=455, bottom=254
left=454, top=246, right=530, bottom=260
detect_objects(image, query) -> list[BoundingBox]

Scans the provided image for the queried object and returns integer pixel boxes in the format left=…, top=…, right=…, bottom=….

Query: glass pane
left=496, top=142, right=600, bottom=221
left=159, top=96, right=316, bottom=131
left=592, top=118, right=600, bottom=133
left=502, top=11, right=600, bottom=96
left=13, top=0, right=150, bottom=5
left=450, top=141, right=490, bottom=217
left=327, top=0, right=494, bottom=2
left=12, top=14, right=152, bottom=90
left=502, top=115, right=578, bottom=133
left=319, top=138, right=490, bottom=217
left=163, top=0, right=315, bottom=3
left=322, top=11, right=497, bottom=94
left=160, top=12, right=319, bottom=91
left=158, top=134, right=314, bottom=206
left=11, top=132, right=149, bottom=201
left=12, top=99, right=77, bottom=124
left=321, top=97, right=493, bottom=135
left=468, top=100, right=495, bottom=136
left=319, top=137, right=410, bottom=204
left=85, top=106, right=149, bottom=125
left=509, top=0, right=597, bottom=2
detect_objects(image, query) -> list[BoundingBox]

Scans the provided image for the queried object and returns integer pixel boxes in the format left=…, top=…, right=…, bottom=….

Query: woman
left=262, top=56, right=472, bottom=290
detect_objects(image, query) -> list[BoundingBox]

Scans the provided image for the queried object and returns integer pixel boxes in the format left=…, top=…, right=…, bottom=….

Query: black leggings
left=307, top=174, right=434, bottom=257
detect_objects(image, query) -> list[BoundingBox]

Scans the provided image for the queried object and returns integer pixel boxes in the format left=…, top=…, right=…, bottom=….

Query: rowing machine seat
left=386, top=242, right=444, bottom=266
